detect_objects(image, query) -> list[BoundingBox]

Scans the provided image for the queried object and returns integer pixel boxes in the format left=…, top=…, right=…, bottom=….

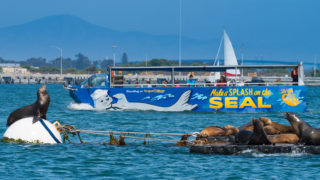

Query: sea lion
left=6, top=84, right=50, bottom=126
left=239, top=117, right=293, bottom=135
left=260, top=117, right=292, bottom=135
left=285, top=113, right=320, bottom=145
left=248, top=118, right=272, bottom=145
left=235, top=118, right=271, bottom=145
left=238, top=118, right=269, bottom=131
left=199, top=126, right=225, bottom=137
left=268, top=134, right=299, bottom=144
left=223, top=125, right=239, bottom=136
left=263, top=125, right=281, bottom=135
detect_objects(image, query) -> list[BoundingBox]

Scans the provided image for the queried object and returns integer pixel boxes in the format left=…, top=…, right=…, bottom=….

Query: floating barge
left=190, top=144, right=320, bottom=154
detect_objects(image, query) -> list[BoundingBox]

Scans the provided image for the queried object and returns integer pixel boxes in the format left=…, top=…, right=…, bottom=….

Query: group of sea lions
left=192, top=113, right=320, bottom=146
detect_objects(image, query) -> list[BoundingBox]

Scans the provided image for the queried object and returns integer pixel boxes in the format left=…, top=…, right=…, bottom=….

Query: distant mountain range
left=0, top=15, right=218, bottom=61
left=0, top=15, right=318, bottom=63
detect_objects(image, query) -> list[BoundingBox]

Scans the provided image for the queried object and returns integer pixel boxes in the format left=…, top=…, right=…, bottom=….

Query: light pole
left=112, top=45, right=118, bottom=67
left=52, top=46, right=63, bottom=76
left=178, top=0, right=182, bottom=68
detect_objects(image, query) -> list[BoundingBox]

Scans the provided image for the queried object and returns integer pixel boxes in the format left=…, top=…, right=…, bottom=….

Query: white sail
left=224, top=30, right=240, bottom=76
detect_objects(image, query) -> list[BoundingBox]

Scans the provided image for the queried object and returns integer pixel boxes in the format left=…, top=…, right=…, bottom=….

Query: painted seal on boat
left=7, top=84, right=50, bottom=126
left=285, top=113, right=320, bottom=145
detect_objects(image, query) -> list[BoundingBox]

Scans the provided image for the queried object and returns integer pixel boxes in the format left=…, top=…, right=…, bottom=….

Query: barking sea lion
left=6, top=84, right=50, bottom=126
left=285, top=113, right=320, bottom=145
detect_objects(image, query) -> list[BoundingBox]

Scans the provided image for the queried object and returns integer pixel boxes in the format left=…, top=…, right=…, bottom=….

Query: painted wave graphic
left=191, top=93, right=207, bottom=100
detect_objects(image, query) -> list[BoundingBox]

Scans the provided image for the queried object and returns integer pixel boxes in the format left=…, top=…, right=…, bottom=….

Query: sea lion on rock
left=7, top=84, right=50, bottom=126
left=235, top=118, right=271, bottom=145
left=285, top=113, right=320, bottom=145
left=268, top=134, right=299, bottom=144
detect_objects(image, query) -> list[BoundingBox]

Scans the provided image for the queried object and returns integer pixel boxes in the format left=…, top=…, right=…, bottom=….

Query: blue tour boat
left=65, top=64, right=307, bottom=113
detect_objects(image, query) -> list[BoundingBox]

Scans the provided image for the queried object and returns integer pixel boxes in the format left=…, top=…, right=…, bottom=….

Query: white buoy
left=3, top=117, right=62, bottom=144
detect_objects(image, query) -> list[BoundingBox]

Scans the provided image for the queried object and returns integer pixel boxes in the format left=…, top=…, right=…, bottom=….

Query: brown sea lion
left=240, top=117, right=293, bottom=135
left=260, top=117, right=292, bottom=135
left=223, top=125, right=239, bottom=136
left=268, top=134, right=299, bottom=144
left=264, top=125, right=281, bottom=135
left=285, top=113, right=320, bottom=145
left=6, top=84, right=50, bottom=126
left=259, top=117, right=272, bottom=126
left=199, top=126, right=225, bottom=137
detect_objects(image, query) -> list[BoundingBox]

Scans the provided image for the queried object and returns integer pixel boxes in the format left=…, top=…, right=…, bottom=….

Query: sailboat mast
left=314, top=55, right=317, bottom=77
left=214, top=35, right=224, bottom=66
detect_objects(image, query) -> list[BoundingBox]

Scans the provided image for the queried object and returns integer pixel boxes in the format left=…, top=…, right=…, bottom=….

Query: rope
left=81, top=131, right=178, bottom=142
left=57, top=124, right=83, bottom=144
left=78, top=129, right=191, bottom=136
left=56, top=123, right=197, bottom=144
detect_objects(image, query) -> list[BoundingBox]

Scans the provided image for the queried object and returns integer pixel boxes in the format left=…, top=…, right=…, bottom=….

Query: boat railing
left=108, top=62, right=304, bottom=87
left=110, top=81, right=299, bottom=88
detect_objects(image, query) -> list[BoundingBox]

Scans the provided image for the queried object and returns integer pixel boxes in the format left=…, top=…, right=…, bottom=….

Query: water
left=0, top=84, right=320, bottom=179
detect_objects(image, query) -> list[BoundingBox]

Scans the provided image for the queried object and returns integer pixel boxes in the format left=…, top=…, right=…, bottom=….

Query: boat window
left=82, top=76, right=106, bottom=88
left=90, top=76, right=106, bottom=87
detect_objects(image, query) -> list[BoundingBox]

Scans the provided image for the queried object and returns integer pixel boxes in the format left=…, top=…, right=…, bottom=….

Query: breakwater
left=0, top=74, right=90, bottom=85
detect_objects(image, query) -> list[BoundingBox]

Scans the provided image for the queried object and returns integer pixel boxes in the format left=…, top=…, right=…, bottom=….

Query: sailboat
left=223, top=30, right=240, bottom=76
left=210, top=30, right=240, bottom=82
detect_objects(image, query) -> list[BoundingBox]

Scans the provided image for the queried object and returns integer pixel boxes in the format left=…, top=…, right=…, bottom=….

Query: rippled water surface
left=0, top=84, right=320, bottom=179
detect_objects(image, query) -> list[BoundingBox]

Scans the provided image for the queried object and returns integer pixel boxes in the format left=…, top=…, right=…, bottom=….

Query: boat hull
left=69, top=86, right=307, bottom=112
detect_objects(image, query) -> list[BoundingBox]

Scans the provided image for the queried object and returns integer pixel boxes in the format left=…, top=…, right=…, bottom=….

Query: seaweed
left=108, top=133, right=126, bottom=145
left=1, top=137, right=43, bottom=144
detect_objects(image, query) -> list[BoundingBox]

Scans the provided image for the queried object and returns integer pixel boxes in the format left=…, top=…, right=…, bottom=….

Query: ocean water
left=0, top=84, right=319, bottom=179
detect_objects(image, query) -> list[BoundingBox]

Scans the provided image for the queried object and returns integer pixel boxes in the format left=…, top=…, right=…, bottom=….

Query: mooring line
left=57, top=124, right=195, bottom=143
left=86, top=132, right=179, bottom=142
left=78, top=129, right=190, bottom=136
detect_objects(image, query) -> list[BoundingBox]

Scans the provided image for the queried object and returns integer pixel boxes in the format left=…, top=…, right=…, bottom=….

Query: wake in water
left=239, top=149, right=308, bottom=157
left=67, top=102, right=123, bottom=111
left=67, top=102, right=94, bottom=110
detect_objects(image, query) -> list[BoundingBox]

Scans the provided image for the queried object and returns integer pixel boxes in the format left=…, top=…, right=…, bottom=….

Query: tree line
left=0, top=52, right=210, bottom=74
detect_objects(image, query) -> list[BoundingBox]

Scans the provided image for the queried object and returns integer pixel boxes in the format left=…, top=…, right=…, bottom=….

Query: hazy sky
left=0, top=0, right=318, bottom=40
left=0, top=0, right=319, bottom=61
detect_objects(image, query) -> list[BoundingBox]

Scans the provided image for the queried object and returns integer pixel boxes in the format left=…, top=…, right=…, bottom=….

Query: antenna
left=178, top=0, right=182, bottom=67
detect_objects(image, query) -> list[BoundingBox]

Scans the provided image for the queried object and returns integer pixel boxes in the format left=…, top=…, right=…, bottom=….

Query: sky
left=0, top=0, right=320, bottom=61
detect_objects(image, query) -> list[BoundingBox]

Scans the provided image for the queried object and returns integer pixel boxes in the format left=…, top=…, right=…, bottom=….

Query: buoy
left=3, top=117, right=62, bottom=144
